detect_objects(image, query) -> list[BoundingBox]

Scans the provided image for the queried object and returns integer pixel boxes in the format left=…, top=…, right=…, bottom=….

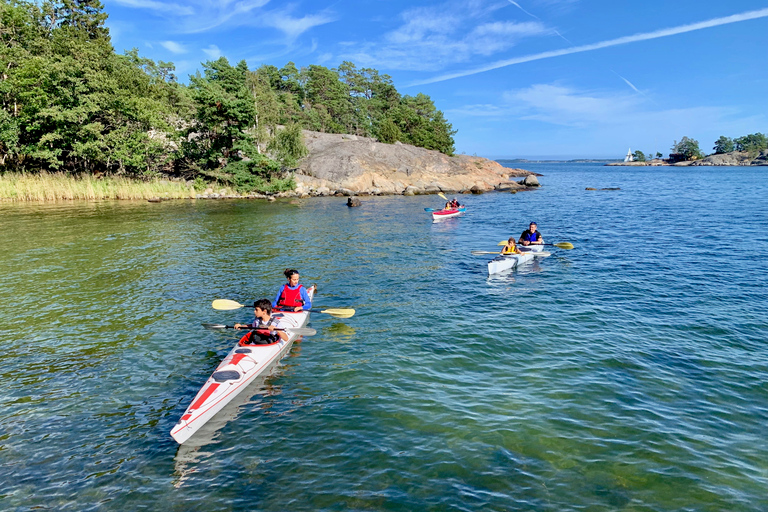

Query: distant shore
left=606, top=150, right=767, bottom=167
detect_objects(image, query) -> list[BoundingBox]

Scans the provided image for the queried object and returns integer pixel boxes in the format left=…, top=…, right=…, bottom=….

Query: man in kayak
left=501, top=237, right=522, bottom=255
left=234, top=299, right=288, bottom=344
left=518, top=222, right=543, bottom=246
left=273, top=268, right=312, bottom=312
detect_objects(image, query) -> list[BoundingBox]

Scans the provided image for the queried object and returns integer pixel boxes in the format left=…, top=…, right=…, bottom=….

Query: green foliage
left=655, top=152, right=663, bottom=159
left=187, top=57, right=256, bottom=165
left=267, top=123, right=308, bottom=168
left=632, top=150, right=646, bottom=162
left=223, top=154, right=289, bottom=193
left=734, top=133, right=767, bottom=154
left=713, top=136, right=735, bottom=154
left=377, top=117, right=403, bottom=144
left=671, top=136, right=703, bottom=160
left=1, top=0, right=458, bottom=194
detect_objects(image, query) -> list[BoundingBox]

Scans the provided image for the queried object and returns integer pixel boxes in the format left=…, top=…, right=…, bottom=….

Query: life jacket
left=277, top=284, right=305, bottom=310
left=521, top=230, right=540, bottom=242
left=246, top=317, right=279, bottom=344
left=502, top=245, right=519, bottom=255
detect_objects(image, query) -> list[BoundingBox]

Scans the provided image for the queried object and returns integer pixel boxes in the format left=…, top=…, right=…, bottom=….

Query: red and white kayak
left=170, top=286, right=315, bottom=444
left=431, top=207, right=466, bottom=221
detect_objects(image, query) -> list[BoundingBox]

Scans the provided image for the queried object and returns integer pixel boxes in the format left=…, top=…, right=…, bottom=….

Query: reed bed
left=0, top=172, right=199, bottom=202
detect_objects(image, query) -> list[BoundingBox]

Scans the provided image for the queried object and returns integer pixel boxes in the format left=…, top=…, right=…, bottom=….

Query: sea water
left=0, top=164, right=766, bottom=511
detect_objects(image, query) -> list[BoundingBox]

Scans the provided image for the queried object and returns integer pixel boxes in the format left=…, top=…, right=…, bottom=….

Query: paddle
left=438, top=192, right=448, bottom=201
left=472, top=250, right=551, bottom=257
left=424, top=207, right=438, bottom=212
left=497, top=240, right=574, bottom=250
left=202, top=323, right=317, bottom=336
left=211, top=299, right=356, bottom=319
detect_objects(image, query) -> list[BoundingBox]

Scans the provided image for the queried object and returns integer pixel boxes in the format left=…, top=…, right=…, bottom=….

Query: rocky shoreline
left=606, top=150, right=768, bottom=167
left=195, top=130, right=539, bottom=200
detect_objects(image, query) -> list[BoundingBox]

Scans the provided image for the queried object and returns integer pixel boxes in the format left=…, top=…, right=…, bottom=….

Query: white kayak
left=518, top=244, right=545, bottom=253
left=170, top=286, right=315, bottom=444
left=432, top=207, right=466, bottom=221
left=487, top=252, right=535, bottom=275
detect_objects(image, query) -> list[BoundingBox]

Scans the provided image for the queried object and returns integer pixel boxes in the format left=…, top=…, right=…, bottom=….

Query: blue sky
left=103, top=0, right=768, bottom=160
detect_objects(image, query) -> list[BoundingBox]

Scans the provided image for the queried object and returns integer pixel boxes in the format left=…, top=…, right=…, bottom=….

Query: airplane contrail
left=412, top=7, right=768, bottom=86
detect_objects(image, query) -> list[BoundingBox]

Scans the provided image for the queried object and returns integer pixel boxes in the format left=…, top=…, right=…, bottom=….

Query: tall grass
left=0, top=172, right=200, bottom=202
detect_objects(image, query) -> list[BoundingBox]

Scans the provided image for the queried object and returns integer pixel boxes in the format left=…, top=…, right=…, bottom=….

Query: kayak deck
left=170, top=286, right=315, bottom=444
left=487, top=252, right=534, bottom=275
left=432, top=207, right=466, bottom=221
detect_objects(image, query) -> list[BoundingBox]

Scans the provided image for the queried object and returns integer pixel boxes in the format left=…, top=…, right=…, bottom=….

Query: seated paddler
left=234, top=299, right=288, bottom=344
left=272, top=268, right=312, bottom=312
left=501, top=237, right=522, bottom=255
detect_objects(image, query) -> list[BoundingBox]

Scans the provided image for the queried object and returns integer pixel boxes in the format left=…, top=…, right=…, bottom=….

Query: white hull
left=170, top=287, right=314, bottom=444
left=431, top=207, right=466, bottom=221
left=487, top=252, right=534, bottom=275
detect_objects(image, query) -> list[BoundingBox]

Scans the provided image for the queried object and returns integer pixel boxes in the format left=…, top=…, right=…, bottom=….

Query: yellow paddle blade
left=438, top=192, right=448, bottom=201
left=498, top=240, right=507, bottom=245
left=320, top=308, right=355, bottom=318
left=211, top=299, right=246, bottom=310
left=553, top=242, right=574, bottom=249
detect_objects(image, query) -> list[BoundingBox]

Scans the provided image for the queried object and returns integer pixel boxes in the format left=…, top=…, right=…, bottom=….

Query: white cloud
left=261, top=10, right=337, bottom=40
left=202, top=45, right=222, bottom=59
left=160, top=41, right=187, bottom=54
left=111, top=0, right=194, bottom=16
left=415, top=7, right=768, bottom=84
left=338, top=3, right=549, bottom=71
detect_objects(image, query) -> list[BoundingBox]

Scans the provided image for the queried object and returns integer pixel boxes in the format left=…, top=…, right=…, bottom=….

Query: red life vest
left=246, top=317, right=279, bottom=344
left=277, top=284, right=304, bottom=309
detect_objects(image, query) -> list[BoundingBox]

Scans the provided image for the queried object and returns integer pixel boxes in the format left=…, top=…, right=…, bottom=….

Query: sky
left=102, top=0, right=768, bottom=160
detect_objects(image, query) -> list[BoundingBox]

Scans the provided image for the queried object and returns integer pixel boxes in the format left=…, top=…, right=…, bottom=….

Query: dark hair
left=253, top=298, right=272, bottom=314
left=283, top=268, right=299, bottom=279
left=529, top=222, right=537, bottom=226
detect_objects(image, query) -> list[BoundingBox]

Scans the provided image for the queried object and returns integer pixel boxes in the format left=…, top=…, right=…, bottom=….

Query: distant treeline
left=631, top=133, right=767, bottom=162
left=0, top=0, right=456, bottom=192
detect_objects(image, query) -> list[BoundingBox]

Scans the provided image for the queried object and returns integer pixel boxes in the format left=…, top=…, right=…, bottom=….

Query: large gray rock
left=293, top=131, right=531, bottom=195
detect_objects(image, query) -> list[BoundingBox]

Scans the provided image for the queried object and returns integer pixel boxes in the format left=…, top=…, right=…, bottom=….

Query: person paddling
left=234, top=299, right=288, bottom=344
left=518, top=222, right=543, bottom=246
left=272, top=268, right=312, bottom=312
left=501, top=237, right=522, bottom=255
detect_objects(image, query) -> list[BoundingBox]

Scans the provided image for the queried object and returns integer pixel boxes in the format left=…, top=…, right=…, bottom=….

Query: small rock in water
left=347, top=197, right=362, bottom=207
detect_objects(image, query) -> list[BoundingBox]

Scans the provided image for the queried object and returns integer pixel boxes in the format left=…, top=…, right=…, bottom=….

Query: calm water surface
left=1, top=164, right=767, bottom=511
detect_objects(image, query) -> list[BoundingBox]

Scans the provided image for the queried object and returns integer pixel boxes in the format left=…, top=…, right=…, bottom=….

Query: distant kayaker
left=273, top=268, right=312, bottom=312
left=518, top=222, right=543, bottom=246
left=501, top=237, right=522, bottom=255
left=450, top=198, right=460, bottom=208
left=234, top=299, right=288, bottom=344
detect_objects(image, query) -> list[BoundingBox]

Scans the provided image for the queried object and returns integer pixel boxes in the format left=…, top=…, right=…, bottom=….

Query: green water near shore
left=1, top=164, right=767, bottom=511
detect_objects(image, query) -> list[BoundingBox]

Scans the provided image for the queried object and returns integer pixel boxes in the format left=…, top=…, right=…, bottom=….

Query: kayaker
left=444, top=201, right=453, bottom=210
left=234, top=299, right=288, bottom=344
left=501, top=237, right=522, bottom=255
left=518, top=222, right=543, bottom=246
left=450, top=198, right=460, bottom=208
left=272, top=268, right=312, bottom=312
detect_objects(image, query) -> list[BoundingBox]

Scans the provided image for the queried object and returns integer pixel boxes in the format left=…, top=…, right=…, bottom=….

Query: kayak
left=432, top=207, right=466, bottom=221
left=487, top=252, right=534, bottom=275
left=170, top=286, right=315, bottom=444
left=518, top=244, right=544, bottom=253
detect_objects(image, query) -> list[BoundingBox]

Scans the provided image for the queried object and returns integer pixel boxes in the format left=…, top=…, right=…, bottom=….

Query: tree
left=187, top=57, right=256, bottom=165
left=632, top=150, right=646, bottom=162
left=655, top=152, right=663, bottom=159
left=734, top=133, right=767, bottom=154
left=267, top=123, right=308, bottom=168
left=713, top=136, right=735, bottom=154
left=671, top=136, right=703, bottom=160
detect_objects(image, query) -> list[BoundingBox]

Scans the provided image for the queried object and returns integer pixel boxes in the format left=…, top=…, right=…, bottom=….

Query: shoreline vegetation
left=1, top=1, right=457, bottom=200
